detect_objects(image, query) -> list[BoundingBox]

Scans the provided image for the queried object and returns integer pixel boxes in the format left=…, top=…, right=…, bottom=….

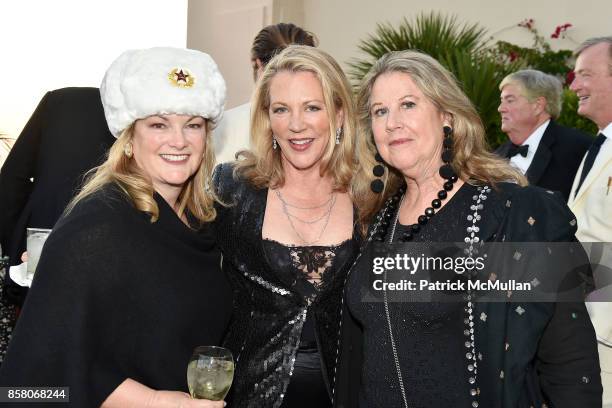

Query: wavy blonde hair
left=67, top=120, right=219, bottom=224
left=354, top=50, right=526, bottom=226
left=234, top=45, right=356, bottom=191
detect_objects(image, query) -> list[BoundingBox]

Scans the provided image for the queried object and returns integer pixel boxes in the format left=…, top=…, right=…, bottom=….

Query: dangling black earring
left=399, top=125, right=458, bottom=242
left=438, top=125, right=458, bottom=194
left=371, top=125, right=459, bottom=243
left=371, top=151, right=385, bottom=193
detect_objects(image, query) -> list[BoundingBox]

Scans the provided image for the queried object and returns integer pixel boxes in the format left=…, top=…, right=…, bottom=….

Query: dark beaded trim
left=462, top=185, right=490, bottom=408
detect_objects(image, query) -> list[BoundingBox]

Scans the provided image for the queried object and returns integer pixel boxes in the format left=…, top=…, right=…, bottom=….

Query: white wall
left=187, top=0, right=274, bottom=109
left=0, top=0, right=188, bottom=140
left=187, top=0, right=304, bottom=109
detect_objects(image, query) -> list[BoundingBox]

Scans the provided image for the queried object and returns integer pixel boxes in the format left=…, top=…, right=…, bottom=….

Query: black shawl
left=0, top=184, right=232, bottom=407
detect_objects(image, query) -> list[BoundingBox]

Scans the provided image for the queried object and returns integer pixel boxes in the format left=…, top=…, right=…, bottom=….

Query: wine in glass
left=187, top=346, right=234, bottom=401
left=26, top=228, right=52, bottom=281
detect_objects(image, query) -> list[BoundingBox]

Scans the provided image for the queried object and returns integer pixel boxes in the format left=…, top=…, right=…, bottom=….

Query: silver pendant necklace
left=276, top=189, right=336, bottom=245
left=275, top=189, right=334, bottom=209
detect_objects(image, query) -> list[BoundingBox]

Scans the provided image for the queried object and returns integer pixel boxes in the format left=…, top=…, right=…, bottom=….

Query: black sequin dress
left=213, top=164, right=360, bottom=408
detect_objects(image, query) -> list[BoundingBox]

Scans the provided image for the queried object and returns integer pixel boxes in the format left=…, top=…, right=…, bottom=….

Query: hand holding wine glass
left=101, top=378, right=225, bottom=408
left=187, top=346, right=234, bottom=401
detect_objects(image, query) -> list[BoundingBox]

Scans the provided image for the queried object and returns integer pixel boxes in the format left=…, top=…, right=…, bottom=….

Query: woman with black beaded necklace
left=333, top=51, right=602, bottom=408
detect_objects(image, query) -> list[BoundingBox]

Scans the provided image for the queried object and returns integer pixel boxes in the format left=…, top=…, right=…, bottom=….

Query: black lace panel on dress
left=290, top=246, right=334, bottom=289
left=263, top=239, right=346, bottom=301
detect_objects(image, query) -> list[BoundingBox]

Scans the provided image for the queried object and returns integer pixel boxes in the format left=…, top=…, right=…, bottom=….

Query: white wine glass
left=187, top=346, right=234, bottom=401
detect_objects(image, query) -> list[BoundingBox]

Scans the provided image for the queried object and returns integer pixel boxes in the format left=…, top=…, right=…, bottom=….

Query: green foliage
left=349, top=12, right=512, bottom=148
left=557, top=89, right=598, bottom=135
left=491, top=20, right=575, bottom=82
left=440, top=51, right=518, bottom=147
left=491, top=23, right=596, bottom=136
left=349, top=13, right=597, bottom=148
left=493, top=41, right=573, bottom=80
left=349, top=13, right=488, bottom=81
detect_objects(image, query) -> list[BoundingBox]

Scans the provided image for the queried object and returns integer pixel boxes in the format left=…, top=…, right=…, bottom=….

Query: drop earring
left=335, top=128, right=342, bottom=145
left=124, top=142, right=133, bottom=158
left=370, top=151, right=385, bottom=193
left=272, top=136, right=278, bottom=150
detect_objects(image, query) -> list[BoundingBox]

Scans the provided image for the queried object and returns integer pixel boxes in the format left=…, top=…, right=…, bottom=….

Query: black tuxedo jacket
left=496, top=121, right=593, bottom=201
left=0, top=87, right=114, bottom=306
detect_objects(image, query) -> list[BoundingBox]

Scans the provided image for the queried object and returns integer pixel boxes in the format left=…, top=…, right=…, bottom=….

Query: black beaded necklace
left=373, top=125, right=458, bottom=242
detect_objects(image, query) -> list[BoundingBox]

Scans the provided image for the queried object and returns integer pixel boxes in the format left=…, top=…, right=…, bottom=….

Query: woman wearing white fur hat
left=0, top=47, right=232, bottom=407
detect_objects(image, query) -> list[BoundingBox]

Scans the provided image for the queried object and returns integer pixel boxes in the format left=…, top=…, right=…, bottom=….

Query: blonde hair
left=353, top=50, right=526, bottom=227
left=67, top=121, right=219, bottom=224
left=234, top=45, right=356, bottom=191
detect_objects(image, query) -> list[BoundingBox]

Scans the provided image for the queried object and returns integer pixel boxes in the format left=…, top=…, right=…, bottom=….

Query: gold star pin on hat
left=168, top=68, right=195, bottom=88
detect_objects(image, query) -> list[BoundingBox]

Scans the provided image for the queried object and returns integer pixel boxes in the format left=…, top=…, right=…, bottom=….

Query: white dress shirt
left=212, top=102, right=251, bottom=163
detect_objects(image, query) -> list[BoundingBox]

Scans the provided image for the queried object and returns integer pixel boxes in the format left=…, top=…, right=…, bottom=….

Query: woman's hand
left=101, top=379, right=225, bottom=408
left=149, top=390, right=225, bottom=408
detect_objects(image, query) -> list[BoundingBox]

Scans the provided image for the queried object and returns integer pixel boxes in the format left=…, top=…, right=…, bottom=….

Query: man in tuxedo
left=568, top=36, right=612, bottom=407
left=0, top=87, right=115, bottom=308
left=497, top=69, right=592, bottom=200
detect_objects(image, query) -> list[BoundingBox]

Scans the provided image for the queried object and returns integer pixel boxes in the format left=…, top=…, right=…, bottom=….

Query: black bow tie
left=506, top=144, right=529, bottom=158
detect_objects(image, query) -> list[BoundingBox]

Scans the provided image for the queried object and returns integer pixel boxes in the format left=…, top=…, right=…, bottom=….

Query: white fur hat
left=100, top=47, right=226, bottom=137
